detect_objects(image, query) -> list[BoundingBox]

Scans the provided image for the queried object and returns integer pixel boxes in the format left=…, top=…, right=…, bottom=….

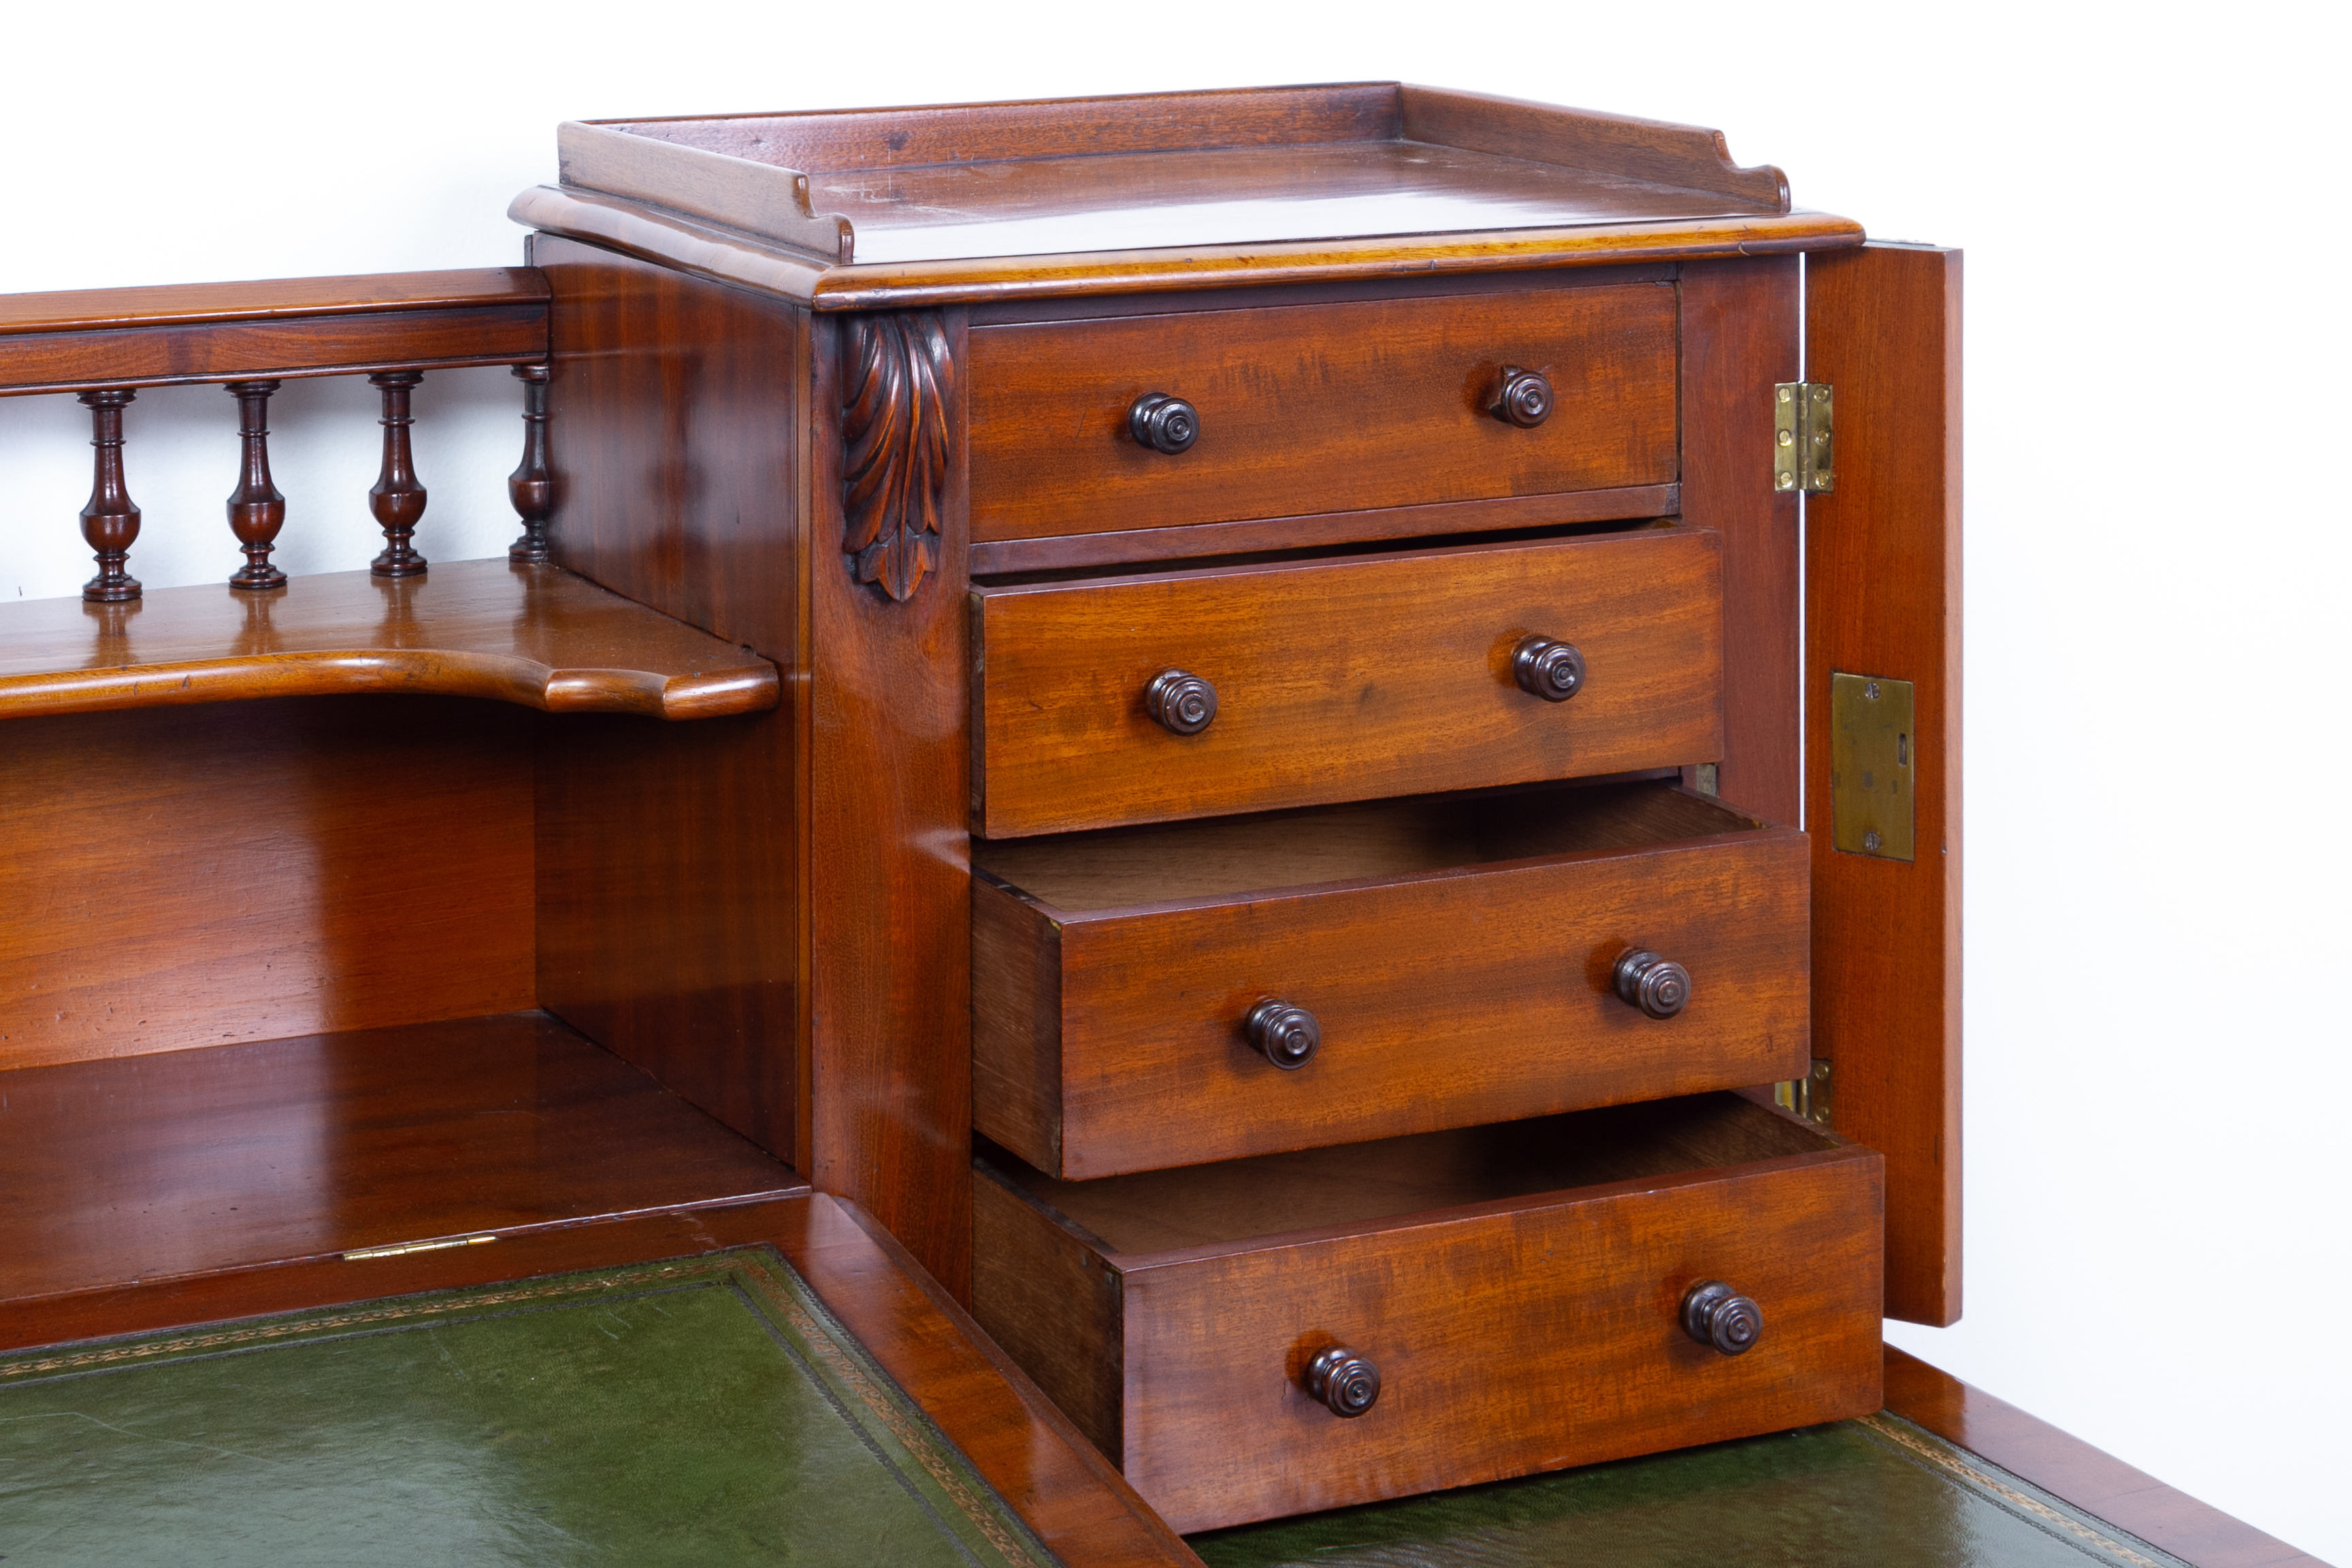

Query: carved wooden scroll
left=841, top=312, right=954, bottom=602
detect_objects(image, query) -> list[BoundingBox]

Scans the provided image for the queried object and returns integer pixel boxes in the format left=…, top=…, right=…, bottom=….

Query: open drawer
left=973, top=1092, right=1884, bottom=1531
left=973, top=779, right=1809, bottom=1179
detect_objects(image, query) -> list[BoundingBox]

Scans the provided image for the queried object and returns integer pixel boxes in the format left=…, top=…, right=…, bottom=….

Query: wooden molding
left=840, top=311, right=956, bottom=602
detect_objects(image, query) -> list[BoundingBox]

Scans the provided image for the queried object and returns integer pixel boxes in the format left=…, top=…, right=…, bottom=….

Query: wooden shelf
left=0, top=559, right=780, bottom=721
left=0, top=1011, right=808, bottom=1305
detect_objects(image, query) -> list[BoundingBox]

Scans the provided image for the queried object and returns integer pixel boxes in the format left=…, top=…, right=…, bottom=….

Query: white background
left=3, top=2, right=2346, bottom=1558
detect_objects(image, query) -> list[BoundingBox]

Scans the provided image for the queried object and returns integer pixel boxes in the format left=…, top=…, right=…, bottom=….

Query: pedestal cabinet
left=512, top=82, right=1961, bottom=1531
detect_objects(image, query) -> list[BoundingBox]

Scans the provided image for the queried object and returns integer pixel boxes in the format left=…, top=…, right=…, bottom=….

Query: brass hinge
left=1774, top=382, right=1834, bottom=493
left=1774, top=1058, right=1833, bottom=1127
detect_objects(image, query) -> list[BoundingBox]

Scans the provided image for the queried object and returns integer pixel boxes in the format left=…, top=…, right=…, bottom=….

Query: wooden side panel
left=966, top=287, right=1678, bottom=540
left=975, top=529, right=1723, bottom=837
left=972, top=1168, right=1125, bottom=1460
left=971, top=877, right=1065, bottom=1173
left=1680, top=257, right=1801, bottom=822
left=1806, top=243, right=1963, bottom=1326
left=1117, top=1149, right=1883, bottom=1531
left=806, top=308, right=974, bottom=1295
left=0, top=698, right=533, bottom=1070
left=988, top=828, right=1810, bottom=1179
left=530, top=235, right=807, bottom=1166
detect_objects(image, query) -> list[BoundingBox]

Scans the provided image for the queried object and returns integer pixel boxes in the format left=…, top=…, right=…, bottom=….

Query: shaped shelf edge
left=0, top=559, right=781, bottom=723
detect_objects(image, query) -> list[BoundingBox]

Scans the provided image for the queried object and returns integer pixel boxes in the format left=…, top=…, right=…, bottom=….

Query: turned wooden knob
left=1682, top=1281, right=1763, bottom=1356
left=1612, top=949, right=1691, bottom=1019
left=1512, top=636, right=1586, bottom=702
left=1128, top=392, right=1200, bottom=454
left=1491, top=366, right=1553, bottom=428
left=1144, top=669, right=1218, bottom=735
left=1305, top=1345, right=1381, bottom=1417
left=1245, top=999, right=1320, bottom=1069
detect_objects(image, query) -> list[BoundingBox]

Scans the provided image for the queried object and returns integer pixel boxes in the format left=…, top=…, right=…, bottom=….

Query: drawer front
left=966, top=286, right=1678, bottom=542
left=975, top=809, right=1810, bottom=1179
left=1117, top=1149, right=1881, bottom=1531
left=972, top=529, right=1722, bottom=836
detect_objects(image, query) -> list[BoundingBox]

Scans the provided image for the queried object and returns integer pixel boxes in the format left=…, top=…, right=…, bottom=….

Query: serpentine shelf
left=0, top=558, right=779, bottom=721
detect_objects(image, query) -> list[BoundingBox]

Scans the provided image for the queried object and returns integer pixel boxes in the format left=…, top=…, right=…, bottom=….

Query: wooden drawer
left=973, top=1093, right=1883, bottom=1531
left=971, top=528, right=1722, bottom=836
left=966, top=285, right=1678, bottom=543
left=973, top=781, right=1807, bottom=1179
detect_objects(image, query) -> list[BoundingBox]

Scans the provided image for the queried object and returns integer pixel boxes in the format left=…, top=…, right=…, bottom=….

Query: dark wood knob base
left=1511, top=636, right=1585, bottom=702
left=1245, top=999, right=1320, bottom=1069
left=1491, top=365, right=1554, bottom=427
left=1612, top=949, right=1691, bottom=1019
left=1144, top=668, right=1218, bottom=734
left=1128, top=392, right=1200, bottom=453
left=1681, top=1281, right=1763, bottom=1356
left=1305, top=1345, right=1381, bottom=1416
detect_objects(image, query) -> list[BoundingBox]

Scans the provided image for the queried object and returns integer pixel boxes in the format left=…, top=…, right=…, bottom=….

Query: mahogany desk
left=0, top=82, right=2325, bottom=1564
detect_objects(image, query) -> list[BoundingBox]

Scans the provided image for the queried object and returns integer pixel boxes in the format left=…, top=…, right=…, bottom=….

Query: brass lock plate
left=1829, top=672, right=1914, bottom=860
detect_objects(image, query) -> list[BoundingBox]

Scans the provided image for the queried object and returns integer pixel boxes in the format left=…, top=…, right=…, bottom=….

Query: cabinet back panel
left=0, top=697, right=534, bottom=1070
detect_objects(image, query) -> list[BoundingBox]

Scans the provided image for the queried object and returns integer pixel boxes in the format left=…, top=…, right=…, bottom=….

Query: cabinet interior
left=0, top=692, right=803, bottom=1309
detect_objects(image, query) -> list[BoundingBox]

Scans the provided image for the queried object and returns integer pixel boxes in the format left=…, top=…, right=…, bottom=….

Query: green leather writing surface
left=0, top=1248, right=1056, bottom=1567
left=1192, top=1417, right=2194, bottom=1568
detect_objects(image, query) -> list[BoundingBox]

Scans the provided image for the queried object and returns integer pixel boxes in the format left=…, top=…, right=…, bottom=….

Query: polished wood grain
left=0, top=1194, right=1202, bottom=1568
left=0, top=697, right=534, bottom=1069
left=975, top=1094, right=1882, bottom=1531
left=808, top=304, right=975, bottom=1296
left=972, top=1169, right=1127, bottom=1456
left=972, top=528, right=1723, bottom=837
left=973, top=782, right=1808, bottom=1178
left=0, top=559, right=781, bottom=721
left=510, top=182, right=1865, bottom=314
left=966, top=286, right=1676, bottom=541
left=968, top=485, right=1678, bottom=575
left=564, top=84, right=1788, bottom=268
left=536, top=711, right=800, bottom=1162
left=1882, top=1348, right=2330, bottom=1568
left=528, top=235, right=808, bottom=1166
left=1680, top=256, right=1800, bottom=821
left=1806, top=244, right=1963, bottom=1327
left=0, top=268, right=549, bottom=395
left=0, top=1011, right=804, bottom=1304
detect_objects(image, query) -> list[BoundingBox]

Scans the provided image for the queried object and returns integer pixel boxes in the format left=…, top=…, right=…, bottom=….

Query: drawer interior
left=973, top=778, right=1768, bottom=913
left=983, top=1091, right=1833, bottom=1256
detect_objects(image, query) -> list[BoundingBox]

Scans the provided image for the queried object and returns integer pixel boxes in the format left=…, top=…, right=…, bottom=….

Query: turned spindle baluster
left=368, top=370, right=428, bottom=577
left=506, top=363, right=553, bottom=563
left=224, top=380, right=288, bottom=589
left=77, top=389, right=142, bottom=602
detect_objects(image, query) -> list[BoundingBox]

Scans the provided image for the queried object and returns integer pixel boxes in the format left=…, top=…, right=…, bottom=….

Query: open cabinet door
left=1806, top=243, right=1963, bottom=1326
